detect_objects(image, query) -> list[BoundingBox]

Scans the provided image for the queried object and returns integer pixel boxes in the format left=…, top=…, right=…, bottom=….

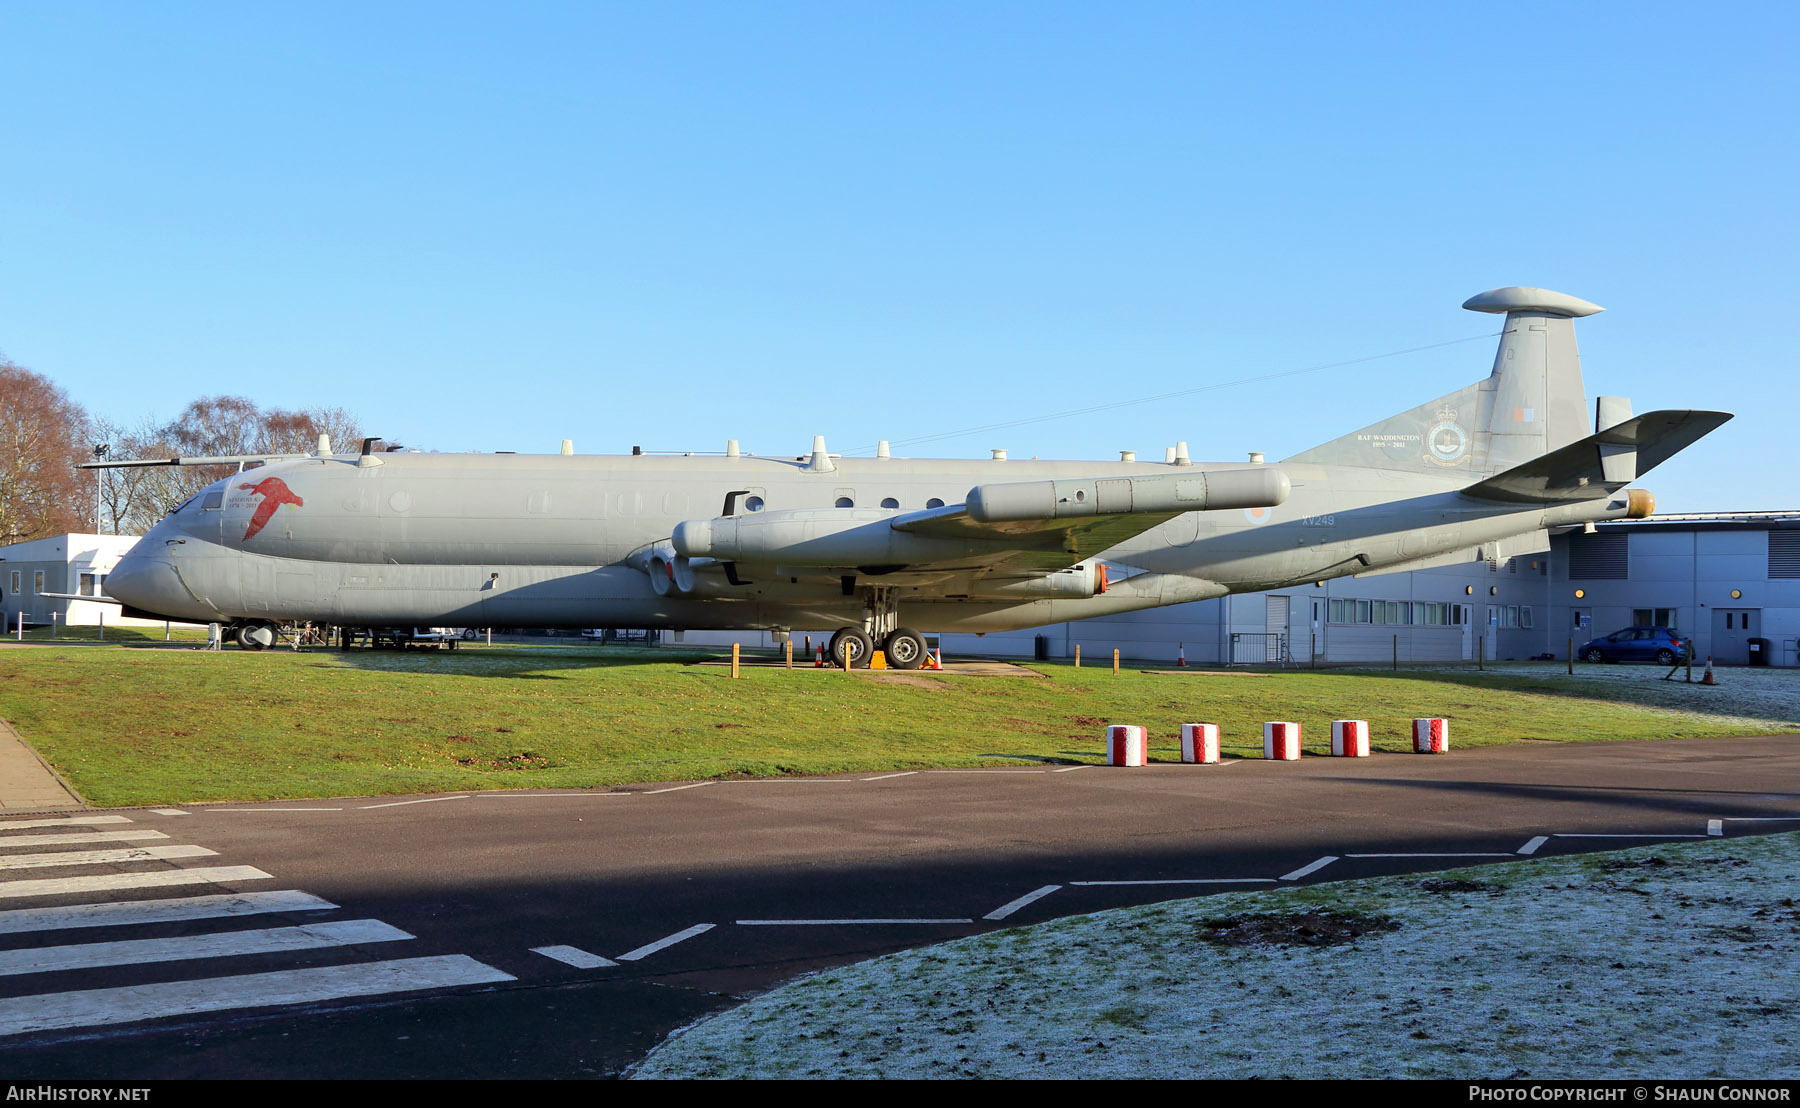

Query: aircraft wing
left=673, top=467, right=1290, bottom=578
left=1460, top=410, right=1732, bottom=504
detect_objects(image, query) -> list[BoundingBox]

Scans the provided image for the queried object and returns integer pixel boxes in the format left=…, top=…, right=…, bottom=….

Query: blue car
left=1579, top=627, right=1691, bottom=665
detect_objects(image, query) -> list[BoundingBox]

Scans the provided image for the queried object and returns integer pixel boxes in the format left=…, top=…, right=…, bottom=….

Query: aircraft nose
left=106, top=552, right=208, bottom=621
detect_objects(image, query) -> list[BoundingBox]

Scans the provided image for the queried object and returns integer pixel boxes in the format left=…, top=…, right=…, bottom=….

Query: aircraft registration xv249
left=97, top=287, right=1729, bottom=668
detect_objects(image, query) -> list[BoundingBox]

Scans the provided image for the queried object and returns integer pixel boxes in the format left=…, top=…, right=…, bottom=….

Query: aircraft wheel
left=236, top=621, right=276, bottom=651
left=883, top=627, right=927, bottom=670
left=1584, top=648, right=1606, bottom=664
left=828, top=627, right=874, bottom=669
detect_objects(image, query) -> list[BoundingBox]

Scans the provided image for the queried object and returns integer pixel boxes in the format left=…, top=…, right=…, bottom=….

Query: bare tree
left=0, top=358, right=93, bottom=543
left=145, top=396, right=365, bottom=512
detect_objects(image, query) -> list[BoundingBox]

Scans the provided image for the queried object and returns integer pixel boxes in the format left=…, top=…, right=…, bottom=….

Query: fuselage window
left=835, top=497, right=854, bottom=508
left=744, top=495, right=765, bottom=512
left=880, top=497, right=899, bottom=509
left=926, top=497, right=945, bottom=509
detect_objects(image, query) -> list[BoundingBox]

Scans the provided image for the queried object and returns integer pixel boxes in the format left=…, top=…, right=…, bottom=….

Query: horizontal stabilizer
left=1461, top=410, right=1732, bottom=503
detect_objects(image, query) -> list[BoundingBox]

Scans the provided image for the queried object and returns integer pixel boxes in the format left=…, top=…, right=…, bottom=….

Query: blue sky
left=2, top=2, right=1793, bottom=512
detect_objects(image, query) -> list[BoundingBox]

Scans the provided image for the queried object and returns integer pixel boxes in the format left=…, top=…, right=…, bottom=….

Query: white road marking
left=531, top=945, right=618, bottom=969
left=0, top=816, right=133, bottom=831
left=929, top=770, right=1047, bottom=774
left=0, top=866, right=272, bottom=900
left=1708, top=820, right=1724, bottom=836
left=640, top=783, right=712, bottom=795
left=0, top=845, right=216, bottom=871
left=1280, top=856, right=1337, bottom=881
left=0, top=891, right=336, bottom=935
left=0, top=954, right=516, bottom=1037
left=1051, top=765, right=1090, bottom=773
left=473, top=793, right=627, bottom=799
left=736, top=919, right=973, bottom=926
left=717, top=779, right=854, bottom=784
left=617, top=923, right=715, bottom=961
left=1345, top=853, right=1517, bottom=858
left=1721, top=816, right=1800, bottom=821
left=0, top=919, right=412, bottom=978
left=149, top=809, right=188, bottom=816
left=206, top=808, right=344, bottom=813
left=1070, top=878, right=1276, bottom=886
left=358, top=796, right=469, bottom=809
left=1517, top=836, right=1550, bottom=855
left=860, top=772, right=918, bottom=781
left=985, top=885, right=1063, bottom=920
left=0, top=830, right=170, bottom=849
left=1552, top=833, right=1707, bottom=839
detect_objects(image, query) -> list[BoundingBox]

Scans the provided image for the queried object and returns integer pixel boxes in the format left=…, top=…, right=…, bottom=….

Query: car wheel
left=1655, top=648, right=1676, bottom=665
left=1584, top=648, right=1606, bottom=663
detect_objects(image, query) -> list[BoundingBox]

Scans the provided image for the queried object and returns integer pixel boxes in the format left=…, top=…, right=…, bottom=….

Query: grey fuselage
left=105, top=449, right=1636, bottom=634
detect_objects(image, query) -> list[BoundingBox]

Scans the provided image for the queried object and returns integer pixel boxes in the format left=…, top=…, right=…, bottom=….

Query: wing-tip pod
left=966, top=467, right=1289, bottom=523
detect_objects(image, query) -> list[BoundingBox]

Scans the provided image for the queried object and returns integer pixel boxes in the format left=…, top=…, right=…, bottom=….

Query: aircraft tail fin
left=1285, top=287, right=1602, bottom=479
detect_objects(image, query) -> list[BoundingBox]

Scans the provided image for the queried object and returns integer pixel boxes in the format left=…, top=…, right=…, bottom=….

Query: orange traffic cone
left=814, top=643, right=825, bottom=668
left=1701, top=656, right=1717, bottom=685
left=929, top=648, right=943, bottom=670
left=1177, top=642, right=1187, bottom=667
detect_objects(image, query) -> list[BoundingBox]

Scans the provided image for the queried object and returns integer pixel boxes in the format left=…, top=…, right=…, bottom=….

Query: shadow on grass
left=322, top=644, right=722, bottom=679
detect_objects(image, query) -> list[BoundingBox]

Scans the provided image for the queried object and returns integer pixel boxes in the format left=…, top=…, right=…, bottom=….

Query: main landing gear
left=825, top=586, right=927, bottom=670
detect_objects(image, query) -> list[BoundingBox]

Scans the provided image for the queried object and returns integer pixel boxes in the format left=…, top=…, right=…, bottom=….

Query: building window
left=79, top=573, right=97, bottom=597
left=7, top=571, right=17, bottom=595
left=34, top=572, right=44, bottom=594
left=1521, top=606, right=1534, bottom=629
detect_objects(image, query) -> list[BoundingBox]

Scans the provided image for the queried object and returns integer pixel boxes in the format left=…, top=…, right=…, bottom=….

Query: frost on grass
left=632, top=833, right=1800, bottom=1079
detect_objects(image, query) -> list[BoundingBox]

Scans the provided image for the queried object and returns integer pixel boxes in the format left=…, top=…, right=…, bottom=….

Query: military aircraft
left=97, top=287, right=1729, bottom=667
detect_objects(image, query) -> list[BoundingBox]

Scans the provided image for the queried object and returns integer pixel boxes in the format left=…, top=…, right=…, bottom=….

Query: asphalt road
left=2, top=735, right=1797, bottom=1079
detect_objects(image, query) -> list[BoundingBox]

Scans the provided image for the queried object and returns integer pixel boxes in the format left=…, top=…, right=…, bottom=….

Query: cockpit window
left=167, top=495, right=197, bottom=517
left=201, top=490, right=224, bottom=511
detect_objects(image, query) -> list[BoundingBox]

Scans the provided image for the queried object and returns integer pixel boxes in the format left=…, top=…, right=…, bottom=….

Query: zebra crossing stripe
left=0, top=866, right=273, bottom=900
left=0, top=816, right=133, bottom=832
left=0, top=955, right=516, bottom=1037
left=0, top=919, right=412, bottom=978
left=0, top=845, right=216, bottom=871
left=0, top=891, right=335, bottom=935
left=0, top=831, right=170, bottom=849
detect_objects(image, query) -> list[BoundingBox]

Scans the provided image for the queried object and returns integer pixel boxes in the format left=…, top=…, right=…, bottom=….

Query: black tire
left=1584, top=648, right=1606, bottom=663
left=235, top=621, right=275, bottom=651
left=1655, top=648, right=1676, bottom=665
left=462, top=628, right=478, bottom=641
left=829, top=627, right=874, bottom=669
left=883, top=627, right=927, bottom=670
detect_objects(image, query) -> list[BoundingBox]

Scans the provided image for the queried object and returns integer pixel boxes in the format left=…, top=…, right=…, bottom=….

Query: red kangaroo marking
left=237, top=477, right=304, bottom=541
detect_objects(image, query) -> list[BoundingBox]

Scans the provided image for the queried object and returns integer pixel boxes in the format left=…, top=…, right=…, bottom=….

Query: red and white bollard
left=1330, top=720, right=1370, bottom=757
left=1412, top=717, right=1449, bottom=754
left=1180, top=723, right=1219, bottom=764
left=1107, top=724, right=1147, bottom=767
left=1263, top=721, right=1301, bottom=760
left=1177, top=642, right=1187, bottom=667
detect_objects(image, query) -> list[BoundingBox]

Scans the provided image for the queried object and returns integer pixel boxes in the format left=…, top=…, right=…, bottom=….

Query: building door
left=1711, top=608, right=1760, bottom=665
left=1265, top=595, right=1289, bottom=663
left=1460, top=604, right=1473, bottom=660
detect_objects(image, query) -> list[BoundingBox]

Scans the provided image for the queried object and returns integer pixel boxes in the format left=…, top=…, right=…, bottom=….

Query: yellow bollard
left=785, top=639, right=793, bottom=669
left=731, top=642, right=740, bottom=679
left=1113, top=648, right=1120, bottom=675
left=1074, top=644, right=1081, bottom=668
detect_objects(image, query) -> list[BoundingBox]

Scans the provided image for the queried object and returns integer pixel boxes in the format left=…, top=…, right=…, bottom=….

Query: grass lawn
left=0, top=642, right=1791, bottom=807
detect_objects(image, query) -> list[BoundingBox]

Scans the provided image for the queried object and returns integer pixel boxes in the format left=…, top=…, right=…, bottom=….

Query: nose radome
left=105, top=554, right=209, bottom=621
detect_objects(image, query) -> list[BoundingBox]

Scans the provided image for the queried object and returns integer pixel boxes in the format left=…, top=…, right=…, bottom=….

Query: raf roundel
left=1242, top=505, right=1273, bottom=526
